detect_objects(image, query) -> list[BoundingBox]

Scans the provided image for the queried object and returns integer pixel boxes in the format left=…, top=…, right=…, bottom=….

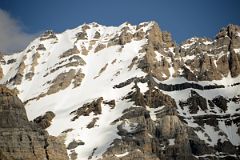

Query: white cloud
left=0, top=9, right=37, bottom=54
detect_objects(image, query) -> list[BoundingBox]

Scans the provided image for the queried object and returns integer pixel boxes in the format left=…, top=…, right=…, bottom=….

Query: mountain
left=0, top=21, right=240, bottom=160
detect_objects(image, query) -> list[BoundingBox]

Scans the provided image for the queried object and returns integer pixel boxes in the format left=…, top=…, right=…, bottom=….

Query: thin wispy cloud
left=0, top=9, right=37, bottom=54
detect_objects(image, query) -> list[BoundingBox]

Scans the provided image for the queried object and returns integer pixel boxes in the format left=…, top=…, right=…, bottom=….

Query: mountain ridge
left=0, top=21, right=240, bottom=160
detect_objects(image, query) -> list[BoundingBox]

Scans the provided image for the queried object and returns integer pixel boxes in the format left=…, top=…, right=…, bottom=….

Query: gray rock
left=0, top=85, right=68, bottom=160
left=94, top=43, right=106, bottom=53
left=70, top=97, right=103, bottom=121
left=67, top=140, right=85, bottom=150
left=119, top=31, right=133, bottom=45
left=40, top=30, right=57, bottom=41
left=47, top=69, right=76, bottom=95
left=179, top=90, right=208, bottom=114
left=76, top=31, right=88, bottom=40
left=212, top=96, right=228, bottom=112
left=60, top=46, right=80, bottom=58
left=94, top=31, right=101, bottom=39
left=229, top=50, right=240, bottom=77
left=36, top=44, right=46, bottom=51
left=33, top=111, right=55, bottom=129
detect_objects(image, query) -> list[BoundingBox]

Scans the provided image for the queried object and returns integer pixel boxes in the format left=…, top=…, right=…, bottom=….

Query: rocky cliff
left=0, top=85, right=68, bottom=160
left=0, top=22, right=240, bottom=160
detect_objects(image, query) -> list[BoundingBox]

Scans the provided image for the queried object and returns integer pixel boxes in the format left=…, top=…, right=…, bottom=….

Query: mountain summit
left=0, top=22, right=240, bottom=160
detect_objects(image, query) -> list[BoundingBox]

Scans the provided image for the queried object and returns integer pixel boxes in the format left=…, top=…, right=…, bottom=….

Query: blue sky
left=0, top=0, right=240, bottom=53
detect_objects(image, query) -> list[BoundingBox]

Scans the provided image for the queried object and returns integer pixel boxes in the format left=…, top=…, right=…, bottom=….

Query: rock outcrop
left=105, top=106, right=196, bottom=160
left=229, top=50, right=240, bottom=77
left=0, top=53, right=3, bottom=80
left=179, top=90, right=208, bottom=114
left=0, top=85, right=68, bottom=160
left=9, top=56, right=27, bottom=85
left=136, top=23, right=240, bottom=82
left=36, top=44, right=46, bottom=51
left=60, top=46, right=80, bottom=59
left=106, top=83, right=240, bottom=159
left=40, top=30, right=57, bottom=41
left=25, top=52, right=41, bottom=80
left=0, top=66, right=3, bottom=80
left=76, top=31, right=88, bottom=40
left=33, top=111, right=55, bottom=129
left=70, top=97, right=103, bottom=121
left=177, top=24, right=240, bottom=81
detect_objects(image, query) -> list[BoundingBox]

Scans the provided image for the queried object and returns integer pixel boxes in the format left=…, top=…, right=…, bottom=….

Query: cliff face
left=0, top=85, right=69, bottom=160
left=137, top=23, right=240, bottom=81
left=102, top=78, right=240, bottom=160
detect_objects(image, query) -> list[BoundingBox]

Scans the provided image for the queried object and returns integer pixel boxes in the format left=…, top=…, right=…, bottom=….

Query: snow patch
left=203, top=41, right=213, bottom=45
left=138, top=82, right=148, bottom=93
left=168, top=138, right=175, bottom=145
left=115, top=152, right=129, bottom=158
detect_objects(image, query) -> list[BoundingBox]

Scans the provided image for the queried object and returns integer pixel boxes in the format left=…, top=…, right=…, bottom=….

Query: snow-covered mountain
left=0, top=21, right=240, bottom=160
